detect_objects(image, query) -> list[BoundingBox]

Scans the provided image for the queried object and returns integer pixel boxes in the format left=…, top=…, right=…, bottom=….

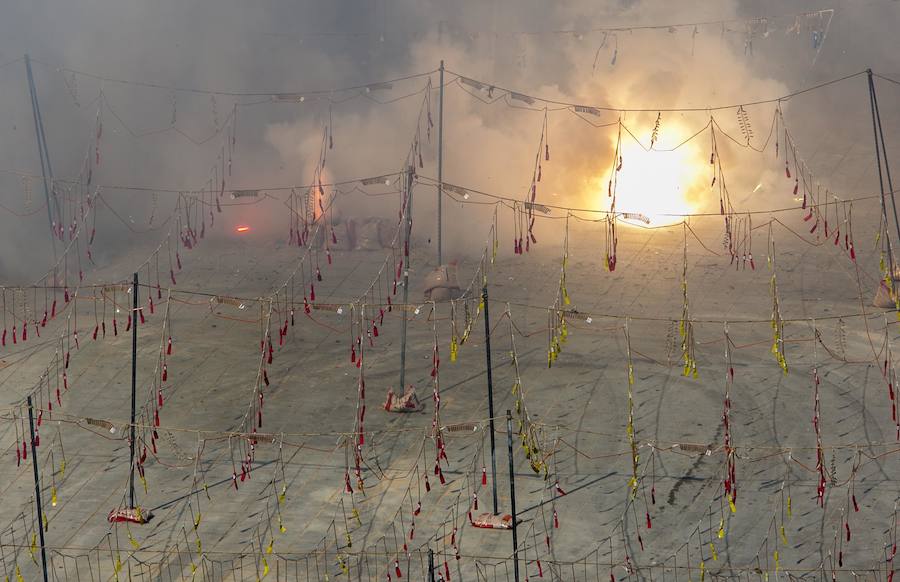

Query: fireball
left=598, top=123, right=706, bottom=227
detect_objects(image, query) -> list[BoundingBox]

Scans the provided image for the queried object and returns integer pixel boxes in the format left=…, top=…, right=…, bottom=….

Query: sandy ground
left=0, top=201, right=897, bottom=582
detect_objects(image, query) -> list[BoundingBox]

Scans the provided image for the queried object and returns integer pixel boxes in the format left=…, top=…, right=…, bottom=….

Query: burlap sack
left=874, top=281, right=897, bottom=309
left=354, top=218, right=384, bottom=250
left=471, top=513, right=516, bottom=529
left=423, top=264, right=462, bottom=302
left=378, top=218, right=401, bottom=248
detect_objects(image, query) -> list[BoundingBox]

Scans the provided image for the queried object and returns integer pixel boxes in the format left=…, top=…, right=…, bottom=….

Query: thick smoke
left=0, top=0, right=898, bottom=279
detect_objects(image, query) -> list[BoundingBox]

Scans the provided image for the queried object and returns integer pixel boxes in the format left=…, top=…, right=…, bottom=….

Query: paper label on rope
left=459, top=77, right=486, bottom=91
left=509, top=92, right=535, bottom=105
left=525, top=202, right=551, bottom=214
left=574, top=105, right=602, bottom=116
left=361, top=174, right=395, bottom=186
left=444, top=183, right=469, bottom=197
left=210, top=295, right=255, bottom=309
left=621, top=212, right=651, bottom=224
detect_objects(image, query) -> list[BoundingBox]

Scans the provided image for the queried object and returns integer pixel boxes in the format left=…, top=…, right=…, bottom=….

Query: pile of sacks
left=423, top=262, right=463, bottom=302
left=873, top=267, right=900, bottom=309
left=312, top=217, right=397, bottom=250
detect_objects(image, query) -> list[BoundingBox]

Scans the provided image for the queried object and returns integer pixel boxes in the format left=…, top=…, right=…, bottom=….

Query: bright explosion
left=599, top=125, right=705, bottom=227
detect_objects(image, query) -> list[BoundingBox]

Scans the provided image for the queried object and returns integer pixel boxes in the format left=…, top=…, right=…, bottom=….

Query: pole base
left=107, top=507, right=149, bottom=524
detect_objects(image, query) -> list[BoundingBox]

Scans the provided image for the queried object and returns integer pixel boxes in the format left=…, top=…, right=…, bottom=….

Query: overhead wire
left=29, top=58, right=439, bottom=98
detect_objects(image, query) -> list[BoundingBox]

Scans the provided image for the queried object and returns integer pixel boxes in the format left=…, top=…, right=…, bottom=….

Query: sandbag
left=423, top=264, right=462, bottom=302
left=108, top=507, right=149, bottom=524
left=355, top=218, right=384, bottom=250
left=874, top=280, right=897, bottom=308
left=384, top=386, right=424, bottom=413
left=471, top=513, right=517, bottom=529
left=378, top=218, right=401, bottom=248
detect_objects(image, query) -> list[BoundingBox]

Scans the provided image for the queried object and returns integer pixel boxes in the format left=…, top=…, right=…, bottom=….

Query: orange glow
left=592, top=122, right=705, bottom=227
left=236, top=225, right=250, bottom=233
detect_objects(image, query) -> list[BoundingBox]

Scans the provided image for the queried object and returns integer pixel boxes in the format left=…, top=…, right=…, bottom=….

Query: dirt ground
left=0, top=200, right=897, bottom=582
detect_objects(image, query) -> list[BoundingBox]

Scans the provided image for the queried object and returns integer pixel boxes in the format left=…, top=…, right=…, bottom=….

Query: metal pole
left=483, top=286, right=499, bottom=515
left=506, top=410, right=519, bottom=582
left=867, top=70, right=899, bottom=288
left=27, top=396, right=49, bottom=582
left=869, top=70, right=900, bottom=245
left=398, top=168, right=415, bottom=392
left=25, top=54, right=57, bottom=264
left=129, top=272, right=138, bottom=509
left=437, top=60, right=444, bottom=266
left=428, top=548, right=435, bottom=582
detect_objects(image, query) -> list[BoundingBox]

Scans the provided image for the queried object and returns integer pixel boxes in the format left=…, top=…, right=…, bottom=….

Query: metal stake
left=129, top=272, right=138, bottom=509
left=398, top=168, right=415, bottom=392
left=483, top=286, right=498, bottom=515
left=506, top=410, right=519, bottom=582
left=25, top=54, right=58, bottom=264
left=27, top=396, right=49, bottom=582
left=437, top=60, right=445, bottom=266
left=868, top=70, right=900, bottom=246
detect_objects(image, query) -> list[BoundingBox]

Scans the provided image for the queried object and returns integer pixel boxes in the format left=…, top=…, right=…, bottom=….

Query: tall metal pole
left=27, top=396, right=50, bottom=582
left=428, top=548, right=435, bottom=582
left=437, top=60, right=445, bottom=266
left=506, top=410, right=520, bottom=582
left=483, top=286, right=499, bottom=515
left=398, top=168, right=415, bottom=391
left=868, top=70, right=900, bottom=245
left=25, top=54, right=58, bottom=264
left=129, top=272, right=138, bottom=509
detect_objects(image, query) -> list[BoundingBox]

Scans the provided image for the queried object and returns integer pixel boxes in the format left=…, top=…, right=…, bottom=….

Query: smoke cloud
left=0, top=0, right=898, bottom=279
